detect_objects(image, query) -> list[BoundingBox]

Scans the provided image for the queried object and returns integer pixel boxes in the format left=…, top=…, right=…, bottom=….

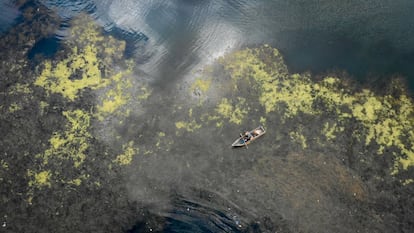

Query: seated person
left=244, top=131, right=253, bottom=140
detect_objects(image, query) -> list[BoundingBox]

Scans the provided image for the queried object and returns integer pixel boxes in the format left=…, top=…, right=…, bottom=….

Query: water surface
left=2, top=0, right=414, bottom=232
left=33, top=0, right=414, bottom=88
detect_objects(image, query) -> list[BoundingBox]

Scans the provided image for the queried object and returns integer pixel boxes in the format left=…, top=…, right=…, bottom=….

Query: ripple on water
left=90, top=0, right=250, bottom=81
left=0, top=0, right=21, bottom=34
left=40, top=0, right=97, bottom=19
left=127, top=191, right=253, bottom=233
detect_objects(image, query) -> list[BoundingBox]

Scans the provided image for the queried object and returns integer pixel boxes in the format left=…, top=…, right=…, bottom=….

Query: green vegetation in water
left=114, top=141, right=138, bottom=165
left=1, top=7, right=157, bottom=232
left=2, top=5, right=414, bottom=231
left=25, top=15, right=153, bottom=202
left=34, top=45, right=110, bottom=100
left=191, top=78, right=212, bottom=93
left=179, top=45, right=414, bottom=179
left=27, top=170, right=51, bottom=188
left=289, top=130, right=308, bottom=149
left=322, top=122, right=344, bottom=141
left=34, top=15, right=150, bottom=120
left=218, top=45, right=414, bottom=176
left=36, top=109, right=91, bottom=168
left=175, top=120, right=202, bottom=132
left=214, top=97, right=248, bottom=125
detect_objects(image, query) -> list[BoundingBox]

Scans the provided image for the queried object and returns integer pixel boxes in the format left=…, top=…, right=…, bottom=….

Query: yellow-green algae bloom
left=34, top=15, right=126, bottom=101
left=1, top=160, right=8, bottom=170
left=28, top=170, right=52, bottom=188
left=113, top=141, right=138, bottom=165
left=191, top=78, right=212, bottom=94
left=175, top=120, right=202, bottom=132
left=68, top=177, right=82, bottom=186
left=95, top=72, right=131, bottom=120
left=37, top=109, right=91, bottom=168
left=216, top=45, right=414, bottom=176
left=289, top=130, right=307, bottom=149
left=322, top=122, right=344, bottom=141
left=35, top=46, right=110, bottom=101
left=214, top=97, right=248, bottom=125
left=8, top=83, right=32, bottom=95
left=175, top=107, right=203, bottom=132
left=8, top=103, right=22, bottom=112
left=22, top=14, right=158, bottom=204
left=177, top=45, right=414, bottom=177
left=3, top=82, right=34, bottom=113
left=33, top=15, right=152, bottom=121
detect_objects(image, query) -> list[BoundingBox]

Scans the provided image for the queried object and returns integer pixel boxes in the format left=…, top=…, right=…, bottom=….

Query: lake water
left=2, top=0, right=414, bottom=232
left=3, top=0, right=412, bottom=88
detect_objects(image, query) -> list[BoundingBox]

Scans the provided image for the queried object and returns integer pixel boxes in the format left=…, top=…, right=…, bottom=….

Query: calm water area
left=3, top=0, right=414, bottom=88
left=2, top=0, right=414, bottom=232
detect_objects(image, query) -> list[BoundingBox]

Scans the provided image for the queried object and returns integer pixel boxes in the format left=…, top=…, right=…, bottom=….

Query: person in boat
left=244, top=131, right=253, bottom=141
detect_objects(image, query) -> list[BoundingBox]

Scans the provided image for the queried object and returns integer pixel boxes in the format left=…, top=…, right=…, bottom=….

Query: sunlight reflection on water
left=37, top=0, right=414, bottom=88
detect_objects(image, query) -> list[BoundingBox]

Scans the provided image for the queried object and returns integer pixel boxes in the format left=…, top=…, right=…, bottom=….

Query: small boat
left=232, top=126, right=266, bottom=147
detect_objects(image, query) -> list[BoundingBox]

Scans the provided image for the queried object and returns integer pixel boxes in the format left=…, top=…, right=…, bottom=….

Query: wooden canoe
left=231, top=126, right=266, bottom=147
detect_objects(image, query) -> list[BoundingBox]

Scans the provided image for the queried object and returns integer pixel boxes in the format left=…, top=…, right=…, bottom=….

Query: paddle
left=240, top=133, right=248, bottom=149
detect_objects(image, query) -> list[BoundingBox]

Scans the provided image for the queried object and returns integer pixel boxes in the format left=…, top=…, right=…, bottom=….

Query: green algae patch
left=8, top=103, right=22, bottom=113
left=4, top=82, right=33, bottom=113
left=94, top=66, right=151, bottom=121
left=175, top=120, right=202, bottom=132
left=351, top=93, right=414, bottom=173
left=214, top=97, right=248, bottom=125
left=39, top=101, right=49, bottom=115
left=68, top=177, right=82, bottom=186
left=96, top=77, right=130, bottom=116
left=34, top=15, right=127, bottom=101
left=402, top=179, right=414, bottom=185
left=218, top=46, right=315, bottom=117
left=98, top=92, right=127, bottom=113
left=28, top=170, right=52, bottom=188
left=8, top=83, right=33, bottom=95
left=191, top=78, right=212, bottom=94
left=113, top=141, right=138, bottom=165
left=35, top=46, right=110, bottom=101
left=37, top=109, right=91, bottom=168
left=322, top=122, right=344, bottom=141
left=259, top=117, right=267, bottom=127
left=261, top=73, right=315, bottom=118
left=175, top=107, right=203, bottom=132
left=218, top=45, right=414, bottom=176
left=322, top=77, right=341, bottom=85
left=289, top=130, right=307, bottom=149
left=153, top=131, right=174, bottom=151
left=137, top=86, right=152, bottom=100
left=1, top=160, right=9, bottom=170
left=351, top=92, right=383, bottom=123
